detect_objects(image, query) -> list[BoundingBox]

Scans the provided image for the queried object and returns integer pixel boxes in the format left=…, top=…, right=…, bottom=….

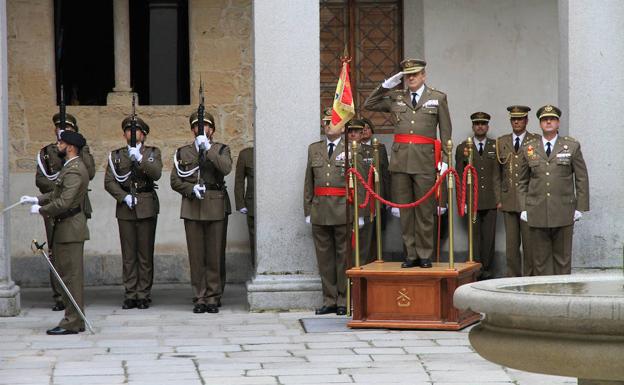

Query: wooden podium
left=346, top=261, right=481, bottom=330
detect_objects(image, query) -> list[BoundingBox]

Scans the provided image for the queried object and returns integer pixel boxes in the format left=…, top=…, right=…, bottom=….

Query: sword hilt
left=31, top=239, right=46, bottom=253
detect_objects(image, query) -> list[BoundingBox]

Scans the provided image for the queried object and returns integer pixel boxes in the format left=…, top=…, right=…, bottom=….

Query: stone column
left=559, top=0, right=624, bottom=268
left=107, top=0, right=134, bottom=105
left=247, top=0, right=322, bottom=310
left=0, top=0, right=20, bottom=316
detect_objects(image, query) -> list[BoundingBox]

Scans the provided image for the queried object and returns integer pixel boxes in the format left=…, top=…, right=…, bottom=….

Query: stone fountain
left=454, top=274, right=624, bottom=385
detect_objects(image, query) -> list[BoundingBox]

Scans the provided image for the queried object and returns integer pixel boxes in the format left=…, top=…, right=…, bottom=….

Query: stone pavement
left=0, top=284, right=576, bottom=385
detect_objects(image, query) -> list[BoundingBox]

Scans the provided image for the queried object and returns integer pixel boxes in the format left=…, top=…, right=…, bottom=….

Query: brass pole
left=466, top=137, right=475, bottom=263
left=372, top=138, right=383, bottom=263
left=446, top=139, right=455, bottom=270
left=352, top=140, right=361, bottom=269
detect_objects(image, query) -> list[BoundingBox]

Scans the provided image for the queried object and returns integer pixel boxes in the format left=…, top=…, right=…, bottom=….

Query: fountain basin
left=454, top=274, right=624, bottom=384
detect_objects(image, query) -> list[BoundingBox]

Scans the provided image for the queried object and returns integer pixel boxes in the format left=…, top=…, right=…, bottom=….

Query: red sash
left=394, top=134, right=442, bottom=167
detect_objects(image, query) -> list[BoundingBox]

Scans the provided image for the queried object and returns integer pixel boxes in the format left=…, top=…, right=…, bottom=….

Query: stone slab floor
left=0, top=284, right=576, bottom=385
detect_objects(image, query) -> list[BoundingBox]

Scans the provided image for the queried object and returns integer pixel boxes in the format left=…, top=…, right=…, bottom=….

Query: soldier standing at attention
left=235, top=146, right=255, bottom=266
left=22, top=131, right=90, bottom=335
left=104, top=116, right=162, bottom=310
left=518, top=105, right=589, bottom=275
left=364, top=58, right=452, bottom=268
left=456, top=112, right=500, bottom=279
left=171, top=111, right=232, bottom=314
left=35, top=113, right=95, bottom=311
left=496, top=105, right=540, bottom=276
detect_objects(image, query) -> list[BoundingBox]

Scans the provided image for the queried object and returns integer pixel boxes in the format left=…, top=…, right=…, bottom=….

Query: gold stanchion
left=446, top=139, right=455, bottom=270
left=372, top=138, right=383, bottom=263
left=352, top=140, right=361, bottom=269
left=466, top=137, right=475, bottom=263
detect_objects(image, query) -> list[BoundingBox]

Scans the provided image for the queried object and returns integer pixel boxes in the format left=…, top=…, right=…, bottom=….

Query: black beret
left=60, top=130, right=86, bottom=149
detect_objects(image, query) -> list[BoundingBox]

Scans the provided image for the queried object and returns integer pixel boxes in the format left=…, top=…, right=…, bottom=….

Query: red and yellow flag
left=330, top=60, right=355, bottom=130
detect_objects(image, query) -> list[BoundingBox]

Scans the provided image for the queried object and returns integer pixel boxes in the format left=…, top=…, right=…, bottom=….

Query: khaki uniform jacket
left=496, top=132, right=541, bottom=212
left=170, top=142, right=232, bottom=221
left=104, top=145, right=163, bottom=220
left=37, top=157, right=90, bottom=243
left=518, top=135, right=590, bottom=228
left=36, top=143, right=95, bottom=217
left=234, top=147, right=254, bottom=216
left=456, top=138, right=501, bottom=210
left=364, top=84, right=452, bottom=174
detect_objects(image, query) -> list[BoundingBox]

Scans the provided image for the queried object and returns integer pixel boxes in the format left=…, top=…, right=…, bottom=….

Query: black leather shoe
left=78, top=328, right=85, bottom=333
left=217, top=299, right=222, bottom=307
left=193, top=304, right=207, bottom=313
left=46, top=327, right=78, bottom=335
left=206, top=304, right=219, bottom=313
left=315, top=305, right=337, bottom=315
left=52, top=302, right=65, bottom=311
left=419, top=258, right=433, bottom=268
left=336, top=306, right=347, bottom=316
left=137, top=299, right=149, bottom=309
left=401, top=259, right=419, bottom=268
left=122, top=299, right=137, bottom=309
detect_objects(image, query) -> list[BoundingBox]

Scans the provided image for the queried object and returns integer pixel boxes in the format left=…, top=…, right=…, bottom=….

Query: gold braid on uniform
left=495, top=138, right=512, bottom=166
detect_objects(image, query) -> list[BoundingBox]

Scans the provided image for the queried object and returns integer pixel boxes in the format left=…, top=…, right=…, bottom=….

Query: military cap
left=361, top=117, right=375, bottom=133
left=470, top=112, right=490, bottom=123
left=507, top=105, right=531, bottom=118
left=52, top=113, right=78, bottom=129
left=536, top=104, right=562, bottom=119
left=346, top=119, right=365, bottom=131
left=59, top=130, right=86, bottom=149
left=400, top=58, right=426, bottom=74
left=189, top=111, right=215, bottom=128
left=121, top=116, right=150, bottom=135
left=322, top=107, right=332, bottom=122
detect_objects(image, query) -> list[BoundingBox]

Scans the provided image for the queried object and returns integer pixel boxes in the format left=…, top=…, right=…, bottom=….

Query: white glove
left=382, top=71, right=403, bottom=89
left=358, top=217, right=365, bottom=228
left=195, top=135, right=211, bottom=151
left=128, top=147, right=143, bottom=162
left=438, top=162, right=448, bottom=174
left=437, top=207, right=447, bottom=215
left=574, top=210, right=582, bottom=222
left=30, top=204, right=41, bottom=215
left=520, top=211, right=528, bottom=222
left=123, top=194, right=137, bottom=209
left=305, top=215, right=311, bottom=224
left=239, top=207, right=248, bottom=214
left=391, top=207, right=401, bottom=218
left=193, top=184, right=206, bottom=199
left=20, top=195, right=38, bottom=205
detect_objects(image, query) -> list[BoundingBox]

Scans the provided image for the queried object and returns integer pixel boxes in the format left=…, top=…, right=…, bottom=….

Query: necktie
left=478, top=143, right=483, bottom=156
left=546, top=142, right=551, bottom=157
left=328, top=143, right=335, bottom=158
left=514, top=137, right=520, bottom=152
left=411, top=93, right=418, bottom=107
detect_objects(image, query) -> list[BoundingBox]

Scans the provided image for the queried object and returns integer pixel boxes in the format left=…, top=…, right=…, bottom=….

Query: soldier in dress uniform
left=171, top=111, right=232, bottom=313
left=35, top=113, right=95, bottom=311
left=22, top=131, right=90, bottom=334
left=518, top=105, right=589, bottom=275
left=496, top=105, right=540, bottom=276
left=104, top=116, right=162, bottom=309
left=456, top=112, right=501, bottom=279
left=234, top=146, right=254, bottom=266
left=364, top=58, right=452, bottom=268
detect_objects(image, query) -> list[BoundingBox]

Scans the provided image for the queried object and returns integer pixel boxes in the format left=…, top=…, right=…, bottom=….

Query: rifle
left=196, top=80, right=206, bottom=198
left=129, top=95, right=138, bottom=209
left=59, top=85, right=66, bottom=134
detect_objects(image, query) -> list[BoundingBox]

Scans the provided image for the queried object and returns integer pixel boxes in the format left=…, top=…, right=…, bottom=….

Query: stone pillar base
left=579, top=380, right=624, bottom=385
left=247, top=275, right=322, bottom=311
left=106, top=91, right=137, bottom=106
left=0, top=281, right=20, bottom=316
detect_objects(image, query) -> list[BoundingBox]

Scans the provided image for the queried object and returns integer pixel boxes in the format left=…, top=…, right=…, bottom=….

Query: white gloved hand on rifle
left=520, top=211, right=528, bottom=222
left=390, top=207, right=401, bottom=218
left=123, top=194, right=137, bottom=209
left=128, top=147, right=143, bottom=162
left=195, top=134, right=211, bottom=151
left=30, top=204, right=41, bottom=215
left=382, top=71, right=403, bottom=89
left=193, top=184, right=206, bottom=199
left=20, top=195, right=38, bottom=205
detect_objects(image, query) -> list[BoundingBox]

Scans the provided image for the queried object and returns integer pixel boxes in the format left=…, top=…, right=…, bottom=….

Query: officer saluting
left=518, top=105, right=589, bottom=275
left=22, top=130, right=90, bottom=334
left=104, top=114, right=162, bottom=310
left=35, top=112, right=95, bottom=311
left=171, top=110, right=232, bottom=314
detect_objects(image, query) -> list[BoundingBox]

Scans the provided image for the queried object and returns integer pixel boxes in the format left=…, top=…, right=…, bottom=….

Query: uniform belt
left=54, top=206, right=81, bottom=221
left=204, top=183, right=225, bottom=191
left=314, top=187, right=346, bottom=196
left=394, top=134, right=442, bottom=167
left=122, top=186, right=155, bottom=193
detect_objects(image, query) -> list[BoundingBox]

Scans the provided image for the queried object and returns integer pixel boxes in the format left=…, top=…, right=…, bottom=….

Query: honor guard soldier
left=496, top=105, right=540, bottom=276
left=518, top=105, right=589, bottom=275
left=22, top=131, right=90, bottom=334
left=171, top=111, right=232, bottom=313
left=104, top=116, right=162, bottom=310
left=235, top=146, right=255, bottom=266
left=364, top=58, right=452, bottom=268
left=35, top=112, right=95, bottom=311
left=456, top=112, right=501, bottom=279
